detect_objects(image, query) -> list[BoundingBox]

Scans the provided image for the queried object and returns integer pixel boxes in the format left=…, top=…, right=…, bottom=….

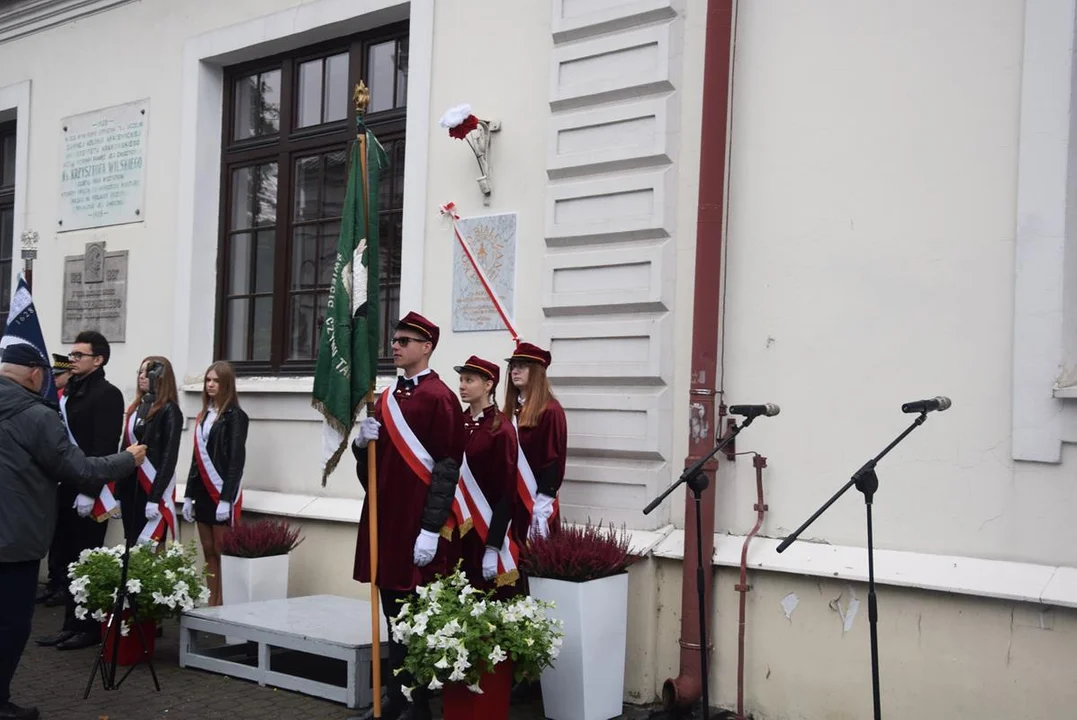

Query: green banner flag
left=312, top=127, right=388, bottom=485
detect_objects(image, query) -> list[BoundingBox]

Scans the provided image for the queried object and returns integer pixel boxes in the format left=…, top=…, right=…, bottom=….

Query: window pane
left=228, top=232, right=251, bottom=295
left=294, top=155, right=321, bottom=222
left=226, top=298, right=250, bottom=360
left=291, top=225, right=318, bottom=290
left=234, top=70, right=281, bottom=140
left=367, top=41, right=395, bottom=113
left=1, top=133, right=14, bottom=187
left=319, top=221, right=341, bottom=286
left=297, top=59, right=323, bottom=129
left=0, top=209, right=11, bottom=263
left=395, top=38, right=409, bottom=108
left=255, top=230, right=275, bottom=293
left=391, top=141, right=406, bottom=207
left=0, top=260, right=10, bottom=317
left=378, top=139, right=393, bottom=210
left=252, top=297, right=273, bottom=361
left=324, top=150, right=347, bottom=218
left=379, top=283, right=399, bottom=359
left=325, top=53, right=349, bottom=122
left=232, top=163, right=278, bottom=230
left=288, top=294, right=316, bottom=360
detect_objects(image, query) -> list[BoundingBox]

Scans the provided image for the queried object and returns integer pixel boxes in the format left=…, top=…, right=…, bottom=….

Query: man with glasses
left=350, top=312, right=464, bottom=720
left=35, top=331, right=125, bottom=652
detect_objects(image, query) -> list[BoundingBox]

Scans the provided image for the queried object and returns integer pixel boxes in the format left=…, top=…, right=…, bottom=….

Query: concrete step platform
left=179, top=594, right=388, bottom=709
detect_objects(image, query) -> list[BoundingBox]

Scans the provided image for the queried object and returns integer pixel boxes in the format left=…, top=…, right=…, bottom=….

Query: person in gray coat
left=0, top=343, right=146, bottom=720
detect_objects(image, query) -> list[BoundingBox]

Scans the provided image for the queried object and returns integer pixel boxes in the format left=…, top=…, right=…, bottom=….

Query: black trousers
left=45, top=494, right=67, bottom=592
left=0, top=560, right=40, bottom=706
left=380, top=588, right=425, bottom=707
left=56, top=507, right=109, bottom=635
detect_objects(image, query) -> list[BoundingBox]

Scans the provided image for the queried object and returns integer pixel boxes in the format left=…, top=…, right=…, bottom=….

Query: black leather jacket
left=127, top=401, right=183, bottom=503
left=185, top=405, right=248, bottom=504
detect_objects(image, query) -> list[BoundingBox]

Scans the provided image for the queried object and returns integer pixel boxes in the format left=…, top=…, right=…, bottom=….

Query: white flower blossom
left=74, top=606, right=88, bottom=621
left=126, top=579, right=142, bottom=593
left=401, top=686, right=413, bottom=702
left=427, top=676, right=443, bottom=691
left=91, top=609, right=107, bottom=622
left=434, top=656, right=450, bottom=670
left=467, top=682, right=484, bottom=694
left=488, top=645, right=507, bottom=665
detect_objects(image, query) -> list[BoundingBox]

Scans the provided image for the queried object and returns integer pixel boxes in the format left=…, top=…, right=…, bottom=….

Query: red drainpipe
left=662, top=0, right=737, bottom=712
left=735, top=454, right=768, bottom=719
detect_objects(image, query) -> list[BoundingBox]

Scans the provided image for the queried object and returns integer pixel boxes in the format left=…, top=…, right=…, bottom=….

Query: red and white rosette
left=439, top=103, right=480, bottom=140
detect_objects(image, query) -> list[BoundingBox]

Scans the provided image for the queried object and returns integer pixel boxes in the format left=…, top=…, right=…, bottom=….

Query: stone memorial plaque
left=62, top=246, right=128, bottom=343
left=452, top=212, right=517, bottom=332
left=58, top=100, right=149, bottom=232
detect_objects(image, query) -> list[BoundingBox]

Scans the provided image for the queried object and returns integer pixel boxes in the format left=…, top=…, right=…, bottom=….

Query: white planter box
left=220, top=554, right=290, bottom=643
left=220, top=553, right=290, bottom=605
left=530, top=573, right=628, bottom=720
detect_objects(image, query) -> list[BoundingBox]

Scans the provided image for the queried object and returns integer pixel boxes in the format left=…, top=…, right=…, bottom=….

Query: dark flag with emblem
left=311, top=92, right=389, bottom=485
left=1, top=275, right=57, bottom=404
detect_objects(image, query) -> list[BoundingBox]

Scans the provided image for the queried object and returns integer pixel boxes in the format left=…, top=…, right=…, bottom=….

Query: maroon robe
left=511, top=397, right=568, bottom=545
left=460, top=405, right=521, bottom=597
left=353, top=371, right=465, bottom=591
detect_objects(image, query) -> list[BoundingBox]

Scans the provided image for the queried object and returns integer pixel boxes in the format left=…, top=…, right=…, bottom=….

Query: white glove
left=145, top=502, right=161, bottom=521
left=412, top=529, right=439, bottom=567
left=182, top=498, right=194, bottom=523
left=73, top=494, right=95, bottom=518
left=354, top=418, right=381, bottom=448
left=529, top=514, right=549, bottom=541
left=534, top=493, right=556, bottom=521
left=216, top=501, right=231, bottom=523
left=482, top=547, right=499, bottom=581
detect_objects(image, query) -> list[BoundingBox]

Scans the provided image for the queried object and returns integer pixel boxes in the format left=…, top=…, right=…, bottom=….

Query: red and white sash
left=60, top=395, right=119, bottom=523
left=512, top=414, right=561, bottom=521
left=460, top=453, right=518, bottom=586
left=381, top=387, right=473, bottom=538
left=193, top=411, right=243, bottom=526
left=125, top=411, right=176, bottom=543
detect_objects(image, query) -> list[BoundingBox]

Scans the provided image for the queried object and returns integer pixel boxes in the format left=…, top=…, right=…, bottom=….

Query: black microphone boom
left=728, top=403, right=780, bottom=418
left=900, top=396, right=951, bottom=414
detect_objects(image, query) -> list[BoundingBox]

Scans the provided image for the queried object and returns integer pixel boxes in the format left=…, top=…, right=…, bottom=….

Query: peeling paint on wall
left=781, top=592, right=799, bottom=619
left=829, top=585, right=861, bottom=633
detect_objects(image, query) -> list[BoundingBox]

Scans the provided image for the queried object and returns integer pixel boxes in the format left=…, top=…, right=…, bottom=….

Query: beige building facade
left=2, top=0, right=1077, bottom=717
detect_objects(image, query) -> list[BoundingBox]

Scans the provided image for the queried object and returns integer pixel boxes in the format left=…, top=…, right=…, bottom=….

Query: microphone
left=900, top=396, right=951, bottom=414
left=728, top=403, right=780, bottom=418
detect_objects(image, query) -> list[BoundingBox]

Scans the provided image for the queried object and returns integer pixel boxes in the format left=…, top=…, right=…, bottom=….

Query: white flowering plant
left=390, top=565, right=563, bottom=697
left=68, top=541, right=209, bottom=631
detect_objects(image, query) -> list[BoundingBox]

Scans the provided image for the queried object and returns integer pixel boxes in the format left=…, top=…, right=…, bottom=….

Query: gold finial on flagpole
left=354, top=81, right=370, bottom=117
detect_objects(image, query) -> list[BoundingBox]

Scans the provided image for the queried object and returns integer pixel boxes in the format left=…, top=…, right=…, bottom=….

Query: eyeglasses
left=68, top=352, right=97, bottom=361
left=391, top=336, right=428, bottom=347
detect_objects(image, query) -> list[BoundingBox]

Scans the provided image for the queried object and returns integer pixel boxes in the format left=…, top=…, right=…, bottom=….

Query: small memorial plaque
left=62, top=249, right=128, bottom=343
left=58, top=100, right=149, bottom=232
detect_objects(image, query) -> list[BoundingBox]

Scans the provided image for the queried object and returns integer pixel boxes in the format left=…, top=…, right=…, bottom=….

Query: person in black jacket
left=0, top=343, right=145, bottom=720
left=36, top=331, right=126, bottom=651
left=38, top=353, right=75, bottom=607
left=116, top=356, right=182, bottom=548
left=183, top=361, right=248, bottom=607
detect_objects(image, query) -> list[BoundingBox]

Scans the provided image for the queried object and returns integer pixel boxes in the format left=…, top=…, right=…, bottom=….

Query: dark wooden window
left=217, top=25, right=408, bottom=375
left=0, top=121, right=16, bottom=329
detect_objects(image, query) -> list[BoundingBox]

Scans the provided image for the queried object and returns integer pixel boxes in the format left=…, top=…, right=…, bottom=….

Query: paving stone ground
left=11, top=598, right=665, bottom=720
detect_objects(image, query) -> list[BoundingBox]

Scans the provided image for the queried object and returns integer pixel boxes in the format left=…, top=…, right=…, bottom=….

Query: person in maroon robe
left=502, top=342, right=568, bottom=543
left=454, top=355, right=521, bottom=599
left=351, top=311, right=464, bottom=720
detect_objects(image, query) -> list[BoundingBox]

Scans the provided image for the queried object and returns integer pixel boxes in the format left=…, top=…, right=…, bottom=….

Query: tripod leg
left=695, top=493, right=710, bottom=720
left=866, top=502, right=881, bottom=720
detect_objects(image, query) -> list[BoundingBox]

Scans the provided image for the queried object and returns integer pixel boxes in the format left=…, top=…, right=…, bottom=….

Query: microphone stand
left=643, top=415, right=757, bottom=720
left=776, top=411, right=930, bottom=720
left=84, top=378, right=162, bottom=698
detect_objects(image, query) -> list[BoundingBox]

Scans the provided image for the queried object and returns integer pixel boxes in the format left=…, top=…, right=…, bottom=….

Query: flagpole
left=355, top=82, right=382, bottom=720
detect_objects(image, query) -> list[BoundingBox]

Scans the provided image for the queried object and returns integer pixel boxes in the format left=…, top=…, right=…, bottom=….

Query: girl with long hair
left=455, top=355, right=520, bottom=596
left=117, top=356, right=183, bottom=547
left=183, top=361, right=248, bottom=606
left=502, top=342, right=567, bottom=543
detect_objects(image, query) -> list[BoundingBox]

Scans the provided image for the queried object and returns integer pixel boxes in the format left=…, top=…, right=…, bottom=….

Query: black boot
left=35, top=629, right=76, bottom=647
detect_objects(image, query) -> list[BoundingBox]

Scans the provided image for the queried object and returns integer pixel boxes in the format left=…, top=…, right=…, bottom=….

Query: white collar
left=403, top=368, right=433, bottom=383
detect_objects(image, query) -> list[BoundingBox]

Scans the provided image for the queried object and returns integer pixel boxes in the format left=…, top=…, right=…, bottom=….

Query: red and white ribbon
left=460, top=454, right=518, bottom=584
left=440, top=201, right=519, bottom=343
left=381, top=387, right=473, bottom=537
left=193, top=412, right=243, bottom=526
left=512, top=414, right=561, bottom=522
left=125, top=412, right=176, bottom=543
left=61, top=395, right=119, bottom=523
